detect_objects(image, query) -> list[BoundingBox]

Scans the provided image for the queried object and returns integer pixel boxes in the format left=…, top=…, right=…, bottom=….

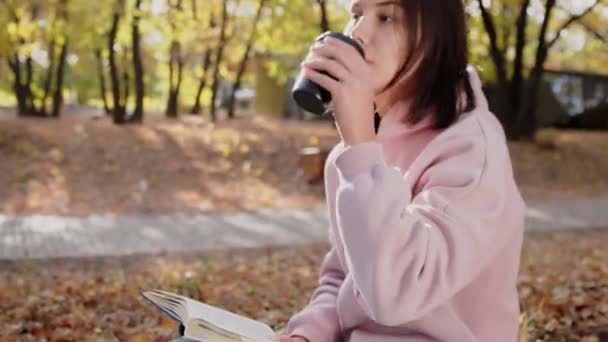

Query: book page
left=184, top=298, right=275, bottom=342
left=140, top=291, right=186, bottom=323
left=184, top=320, right=249, bottom=342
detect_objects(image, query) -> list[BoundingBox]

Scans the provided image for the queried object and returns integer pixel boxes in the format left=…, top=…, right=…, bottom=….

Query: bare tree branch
left=315, top=0, right=330, bottom=33
left=511, top=0, right=532, bottom=114
left=476, top=0, right=507, bottom=87
left=579, top=21, right=607, bottom=43
left=547, top=0, right=601, bottom=49
left=555, top=2, right=607, bottom=44
left=499, top=7, right=514, bottom=58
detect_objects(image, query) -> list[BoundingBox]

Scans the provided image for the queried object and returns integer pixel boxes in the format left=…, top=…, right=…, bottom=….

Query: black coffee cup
left=292, top=32, right=365, bottom=115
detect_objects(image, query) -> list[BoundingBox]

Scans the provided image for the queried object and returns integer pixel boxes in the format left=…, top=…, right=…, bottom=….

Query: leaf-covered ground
left=1, top=231, right=607, bottom=342
left=1, top=112, right=608, bottom=216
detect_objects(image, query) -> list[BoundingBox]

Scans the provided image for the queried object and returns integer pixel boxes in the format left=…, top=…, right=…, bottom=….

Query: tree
left=315, top=0, right=331, bottom=33
left=51, top=0, right=69, bottom=117
left=227, top=0, right=268, bottom=118
left=209, top=0, right=229, bottom=122
left=191, top=48, right=213, bottom=114
left=3, top=0, right=71, bottom=117
left=131, top=0, right=144, bottom=122
left=190, top=5, right=217, bottom=115
left=0, top=0, right=367, bottom=121
left=108, top=2, right=127, bottom=123
left=473, top=0, right=604, bottom=139
left=254, top=0, right=349, bottom=84
left=165, top=0, right=184, bottom=118
left=94, top=48, right=111, bottom=114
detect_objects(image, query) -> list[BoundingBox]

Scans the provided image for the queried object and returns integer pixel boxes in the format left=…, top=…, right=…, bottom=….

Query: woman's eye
left=379, top=15, right=394, bottom=23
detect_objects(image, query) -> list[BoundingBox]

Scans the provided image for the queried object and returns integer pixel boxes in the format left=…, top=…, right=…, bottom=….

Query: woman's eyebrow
left=351, top=0, right=401, bottom=10
left=375, top=0, right=401, bottom=7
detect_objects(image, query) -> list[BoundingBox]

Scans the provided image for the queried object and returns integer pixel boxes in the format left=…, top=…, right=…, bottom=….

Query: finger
left=302, top=56, right=349, bottom=82
left=306, top=39, right=326, bottom=58
left=302, top=66, right=340, bottom=94
left=323, top=36, right=365, bottom=69
left=310, top=44, right=353, bottom=74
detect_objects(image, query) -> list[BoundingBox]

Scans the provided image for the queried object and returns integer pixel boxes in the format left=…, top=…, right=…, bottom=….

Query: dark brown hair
left=383, top=0, right=476, bottom=129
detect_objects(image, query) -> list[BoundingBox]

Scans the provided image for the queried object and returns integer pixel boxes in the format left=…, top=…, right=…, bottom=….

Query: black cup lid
left=317, top=31, right=365, bottom=59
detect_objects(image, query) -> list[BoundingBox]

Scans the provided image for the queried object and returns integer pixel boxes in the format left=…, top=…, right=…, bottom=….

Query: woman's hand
left=301, top=36, right=376, bottom=147
left=274, top=335, right=309, bottom=342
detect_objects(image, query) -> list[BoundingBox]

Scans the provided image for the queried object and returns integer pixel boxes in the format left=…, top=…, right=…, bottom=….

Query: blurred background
left=0, top=0, right=607, bottom=341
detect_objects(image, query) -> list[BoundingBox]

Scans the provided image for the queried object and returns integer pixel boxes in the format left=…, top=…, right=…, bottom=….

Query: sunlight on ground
left=1, top=113, right=607, bottom=215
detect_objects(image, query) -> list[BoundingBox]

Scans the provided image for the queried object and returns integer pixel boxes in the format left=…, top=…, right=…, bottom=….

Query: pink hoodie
left=286, top=67, right=526, bottom=342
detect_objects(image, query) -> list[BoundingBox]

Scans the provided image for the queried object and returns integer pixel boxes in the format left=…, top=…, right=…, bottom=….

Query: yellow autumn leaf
left=232, top=134, right=240, bottom=146
left=49, top=147, right=64, bottom=163
left=242, top=160, right=252, bottom=173
left=239, top=144, right=250, bottom=154
left=7, top=22, right=18, bottom=38
left=216, top=143, right=231, bottom=158
left=127, top=333, right=152, bottom=342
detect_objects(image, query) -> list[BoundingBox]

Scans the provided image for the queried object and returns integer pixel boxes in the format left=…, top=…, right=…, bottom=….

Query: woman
left=277, top=0, right=526, bottom=341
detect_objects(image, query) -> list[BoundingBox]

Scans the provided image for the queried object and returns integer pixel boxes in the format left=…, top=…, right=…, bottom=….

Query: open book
left=141, top=289, right=276, bottom=342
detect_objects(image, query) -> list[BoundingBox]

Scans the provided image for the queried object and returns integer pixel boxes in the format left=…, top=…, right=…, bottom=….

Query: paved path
left=1, top=197, right=607, bottom=260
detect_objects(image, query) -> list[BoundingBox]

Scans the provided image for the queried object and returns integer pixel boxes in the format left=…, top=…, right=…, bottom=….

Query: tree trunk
left=24, top=56, right=35, bottom=115
left=131, top=0, right=144, bottom=123
left=165, top=0, right=183, bottom=118
left=8, top=57, right=29, bottom=116
left=166, top=40, right=176, bottom=117
left=191, top=0, right=198, bottom=20
left=94, top=48, right=111, bottom=115
left=108, top=10, right=126, bottom=123
left=165, top=50, right=183, bottom=118
left=476, top=0, right=511, bottom=131
left=210, top=0, right=229, bottom=122
left=315, top=0, right=330, bottom=33
left=175, top=46, right=184, bottom=113
left=191, top=13, right=216, bottom=115
left=7, top=7, right=35, bottom=116
left=191, top=49, right=212, bottom=114
left=508, top=0, right=531, bottom=131
left=122, top=62, right=130, bottom=111
left=476, top=0, right=507, bottom=88
left=227, top=0, right=266, bottom=118
left=40, top=39, right=56, bottom=116
left=52, top=0, right=70, bottom=118
left=51, top=40, right=68, bottom=117
left=515, top=0, right=556, bottom=139
left=165, top=40, right=181, bottom=118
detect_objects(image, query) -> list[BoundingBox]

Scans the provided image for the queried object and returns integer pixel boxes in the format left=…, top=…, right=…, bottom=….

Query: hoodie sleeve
left=286, top=144, right=345, bottom=342
left=331, top=129, right=525, bottom=326
left=286, top=246, right=344, bottom=342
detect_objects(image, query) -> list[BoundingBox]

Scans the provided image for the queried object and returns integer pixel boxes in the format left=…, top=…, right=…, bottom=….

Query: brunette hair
left=383, top=0, right=476, bottom=129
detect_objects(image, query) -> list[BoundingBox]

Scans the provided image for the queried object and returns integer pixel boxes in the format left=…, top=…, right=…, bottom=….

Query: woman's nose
left=349, top=17, right=372, bottom=52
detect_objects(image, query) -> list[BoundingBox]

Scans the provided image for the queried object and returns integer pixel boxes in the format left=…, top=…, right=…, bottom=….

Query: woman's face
left=345, top=0, right=408, bottom=108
